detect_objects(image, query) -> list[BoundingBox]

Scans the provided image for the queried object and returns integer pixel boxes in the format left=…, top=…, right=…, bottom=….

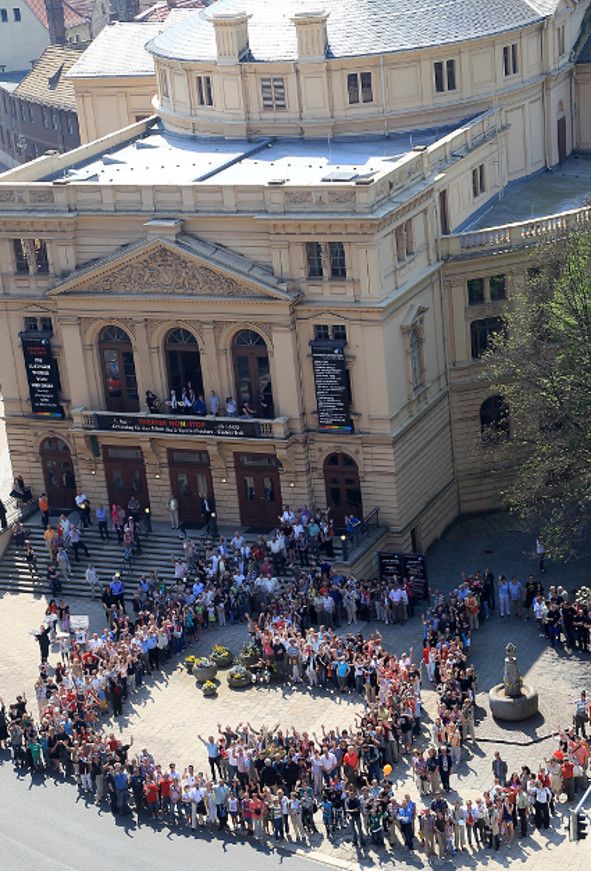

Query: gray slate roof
left=148, top=0, right=560, bottom=62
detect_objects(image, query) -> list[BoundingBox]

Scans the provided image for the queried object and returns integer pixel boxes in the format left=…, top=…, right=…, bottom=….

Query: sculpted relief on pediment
left=88, top=249, right=259, bottom=297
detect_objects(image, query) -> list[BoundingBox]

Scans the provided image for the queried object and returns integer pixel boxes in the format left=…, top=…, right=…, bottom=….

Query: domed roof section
left=147, top=0, right=561, bottom=62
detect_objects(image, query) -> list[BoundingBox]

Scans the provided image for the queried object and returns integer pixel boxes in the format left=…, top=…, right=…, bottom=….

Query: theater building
left=1, top=0, right=591, bottom=547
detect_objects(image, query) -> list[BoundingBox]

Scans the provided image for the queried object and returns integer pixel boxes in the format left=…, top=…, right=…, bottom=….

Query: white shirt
left=75, top=494, right=87, bottom=508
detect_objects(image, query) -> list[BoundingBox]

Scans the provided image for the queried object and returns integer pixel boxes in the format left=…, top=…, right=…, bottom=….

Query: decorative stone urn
left=194, top=662, right=218, bottom=683
left=489, top=642, right=539, bottom=721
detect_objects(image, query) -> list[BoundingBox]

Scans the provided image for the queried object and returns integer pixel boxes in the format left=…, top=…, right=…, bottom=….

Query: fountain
left=488, top=642, right=539, bottom=721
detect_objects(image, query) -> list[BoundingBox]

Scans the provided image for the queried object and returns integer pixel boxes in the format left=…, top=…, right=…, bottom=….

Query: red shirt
left=144, top=782, right=159, bottom=804
left=561, top=761, right=574, bottom=779
left=159, top=777, right=171, bottom=798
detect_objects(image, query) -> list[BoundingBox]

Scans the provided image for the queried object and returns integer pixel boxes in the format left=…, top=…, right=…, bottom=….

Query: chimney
left=211, top=12, right=251, bottom=65
left=45, top=0, right=66, bottom=45
left=292, top=10, right=329, bottom=62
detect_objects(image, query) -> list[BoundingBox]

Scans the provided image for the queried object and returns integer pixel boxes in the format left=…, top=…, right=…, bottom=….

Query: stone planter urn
left=211, top=648, right=234, bottom=669
left=194, top=663, right=218, bottom=683
left=227, top=668, right=253, bottom=689
left=202, top=684, right=218, bottom=698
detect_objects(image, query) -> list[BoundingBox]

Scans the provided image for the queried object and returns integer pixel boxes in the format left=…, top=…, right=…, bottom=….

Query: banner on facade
left=20, top=332, right=63, bottom=418
left=91, top=413, right=267, bottom=439
left=378, top=551, right=429, bottom=600
left=310, top=340, right=352, bottom=432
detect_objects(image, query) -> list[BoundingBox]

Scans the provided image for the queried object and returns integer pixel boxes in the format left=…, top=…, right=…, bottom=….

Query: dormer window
left=347, top=72, right=373, bottom=105
left=159, top=69, right=169, bottom=99
left=261, top=77, right=286, bottom=110
left=196, top=75, right=213, bottom=107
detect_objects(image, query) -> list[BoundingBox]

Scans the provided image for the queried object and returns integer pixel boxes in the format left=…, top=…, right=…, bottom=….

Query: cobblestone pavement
left=0, top=512, right=589, bottom=870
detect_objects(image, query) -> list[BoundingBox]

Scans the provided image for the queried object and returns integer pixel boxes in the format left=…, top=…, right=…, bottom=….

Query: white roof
left=148, top=0, right=562, bottom=63
left=66, top=16, right=197, bottom=79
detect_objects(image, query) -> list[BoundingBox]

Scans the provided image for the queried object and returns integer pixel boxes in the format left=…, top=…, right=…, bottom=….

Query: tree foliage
left=482, top=230, right=591, bottom=558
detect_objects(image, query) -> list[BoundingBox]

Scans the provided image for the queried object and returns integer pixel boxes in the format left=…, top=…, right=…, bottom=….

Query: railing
left=339, top=507, right=381, bottom=561
left=71, top=407, right=291, bottom=440
left=439, top=204, right=591, bottom=258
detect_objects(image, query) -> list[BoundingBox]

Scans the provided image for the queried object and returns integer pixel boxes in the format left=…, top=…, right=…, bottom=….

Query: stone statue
left=503, top=642, right=522, bottom=698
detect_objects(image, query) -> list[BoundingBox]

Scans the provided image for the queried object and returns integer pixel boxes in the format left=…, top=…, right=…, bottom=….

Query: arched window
left=165, top=328, right=203, bottom=400
left=323, top=452, right=363, bottom=529
left=98, top=325, right=139, bottom=412
left=480, top=395, right=510, bottom=439
left=232, top=329, right=273, bottom=417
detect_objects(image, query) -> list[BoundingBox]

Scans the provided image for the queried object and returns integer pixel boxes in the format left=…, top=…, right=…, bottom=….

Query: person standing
left=38, top=493, right=49, bottom=530
left=75, top=491, right=91, bottom=527
left=168, top=494, right=179, bottom=529
left=574, top=690, right=589, bottom=738
left=491, top=751, right=508, bottom=786
left=95, top=504, right=109, bottom=540
left=0, top=498, right=7, bottom=532
left=70, top=524, right=90, bottom=562
left=498, top=576, right=510, bottom=617
left=35, top=624, right=51, bottom=663
left=515, top=786, right=529, bottom=838
left=209, top=390, right=220, bottom=416
left=86, top=563, right=100, bottom=599
left=536, top=538, right=546, bottom=572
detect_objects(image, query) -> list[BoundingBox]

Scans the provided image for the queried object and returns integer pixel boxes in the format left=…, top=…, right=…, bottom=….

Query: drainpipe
left=541, top=19, right=552, bottom=169
left=380, top=54, right=387, bottom=137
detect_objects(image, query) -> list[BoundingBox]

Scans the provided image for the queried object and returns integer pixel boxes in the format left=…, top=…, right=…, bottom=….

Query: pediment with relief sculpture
left=48, top=237, right=297, bottom=303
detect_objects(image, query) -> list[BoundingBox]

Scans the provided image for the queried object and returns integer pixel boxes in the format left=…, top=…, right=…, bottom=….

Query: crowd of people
left=1, top=509, right=589, bottom=860
left=144, top=386, right=273, bottom=420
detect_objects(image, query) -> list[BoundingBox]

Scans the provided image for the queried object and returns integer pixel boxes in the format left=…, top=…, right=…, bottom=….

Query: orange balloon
left=383, top=764, right=393, bottom=776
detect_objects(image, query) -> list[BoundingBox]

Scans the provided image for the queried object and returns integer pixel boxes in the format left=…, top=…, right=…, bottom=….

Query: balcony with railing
left=71, top=407, right=292, bottom=440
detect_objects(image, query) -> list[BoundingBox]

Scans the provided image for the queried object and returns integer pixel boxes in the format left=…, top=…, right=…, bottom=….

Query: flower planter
left=240, top=652, right=260, bottom=668
left=194, top=664, right=218, bottom=683
left=212, top=652, right=233, bottom=669
left=227, top=672, right=253, bottom=689
left=202, top=686, right=218, bottom=698
left=185, top=661, right=194, bottom=674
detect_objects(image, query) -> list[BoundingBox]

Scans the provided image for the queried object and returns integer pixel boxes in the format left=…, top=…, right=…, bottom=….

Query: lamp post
left=340, top=533, right=349, bottom=561
left=210, top=511, right=219, bottom=539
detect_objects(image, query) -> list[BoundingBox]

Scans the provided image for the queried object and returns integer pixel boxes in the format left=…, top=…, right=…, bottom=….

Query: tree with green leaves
left=482, top=229, right=591, bottom=558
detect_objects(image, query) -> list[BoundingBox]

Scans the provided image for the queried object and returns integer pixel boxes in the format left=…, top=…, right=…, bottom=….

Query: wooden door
left=235, top=453, right=282, bottom=528
left=168, top=449, right=213, bottom=527
left=557, top=116, right=567, bottom=164
left=40, top=437, right=77, bottom=512
left=323, top=452, right=363, bottom=530
left=103, top=446, right=149, bottom=514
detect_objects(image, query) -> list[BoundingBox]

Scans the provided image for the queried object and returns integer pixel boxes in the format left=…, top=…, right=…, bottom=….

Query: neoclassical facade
left=1, top=0, right=591, bottom=548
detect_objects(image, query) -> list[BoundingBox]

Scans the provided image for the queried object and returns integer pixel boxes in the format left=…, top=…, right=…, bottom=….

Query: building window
left=13, top=239, right=28, bottom=272
left=41, top=107, right=49, bottom=127
left=196, top=75, right=213, bottom=107
left=261, top=77, right=286, bottom=110
left=489, top=274, right=507, bottom=301
left=35, top=239, right=49, bottom=273
left=394, top=219, right=414, bottom=263
left=313, top=324, right=347, bottom=341
left=329, top=241, right=347, bottom=278
left=306, top=242, right=323, bottom=278
left=28, top=102, right=33, bottom=122
left=347, top=71, right=373, bottom=105
left=159, top=69, right=169, bottom=98
left=503, top=43, right=519, bottom=77
left=467, top=278, right=485, bottom=305
left=470, top=317, right=504, bottom=359
left=0, top=8, right=8, bottom=21
left=66, top=113, right=76, bottom=135
left=472, top=163, right=486, bottom=198
left=313, top=324, right=330, bottom=340
left=51, top=111, right=58, bottom=131
left=99, top=325, right=139, bottom=413
left=233, top=330, right=273, bottom=416
left=409, top=326, right=423, bottom=391
left=306, top=241, right=347, bottom=279
left=13, top=6, right=20, bottom=19
left=23, top=316, right=53, bottom=333
left=480, top=395, right=510, bottom=440
left=434, top=59, right=456, bottom=92
left=23, top=316, right=38, bottom=331
left=19, top=101, right=27, bottom=121
left=557, top=25, right=566, bottom=57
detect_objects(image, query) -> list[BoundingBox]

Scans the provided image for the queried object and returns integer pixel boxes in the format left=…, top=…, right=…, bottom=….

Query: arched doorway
left=165, top=328, right=204, bottom=400
left=232, top=329, right=273, bottom=417
left=98, top=325, right=139, bottom=412
left=323, top=452, right=363, bottom=530
left=40, top=437, right=77, bottom=511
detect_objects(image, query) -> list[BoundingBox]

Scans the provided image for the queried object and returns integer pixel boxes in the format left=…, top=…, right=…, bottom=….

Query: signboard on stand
left=378, top=551, right=429, bottom=600
left=310, top=340, right=352, bottom=432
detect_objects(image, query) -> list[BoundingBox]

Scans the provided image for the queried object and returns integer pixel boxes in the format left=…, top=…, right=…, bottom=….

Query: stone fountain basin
left=489, top=683, right=539, bottom=721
